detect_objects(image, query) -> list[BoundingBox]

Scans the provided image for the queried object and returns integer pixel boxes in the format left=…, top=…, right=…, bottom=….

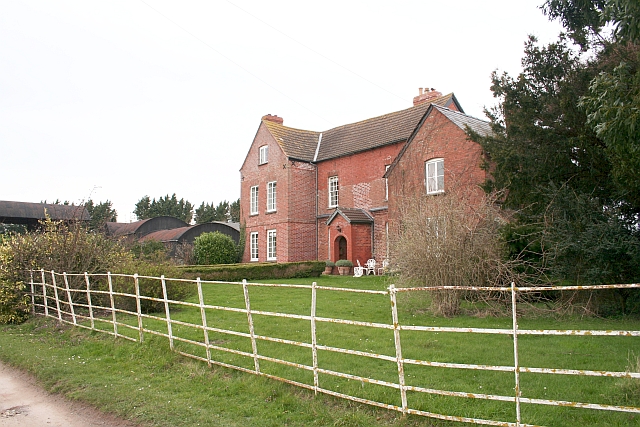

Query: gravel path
left=0, top=361, right=141, bottom=427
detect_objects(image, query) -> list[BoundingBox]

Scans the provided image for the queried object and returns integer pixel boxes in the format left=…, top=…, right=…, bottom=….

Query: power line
left=138, top=0, right=332, bottom=125
left=226, top=0, right=409, bottom=104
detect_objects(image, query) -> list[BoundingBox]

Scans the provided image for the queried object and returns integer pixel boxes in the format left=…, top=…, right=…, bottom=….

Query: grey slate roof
left=433, top=105, right=492, bottom=137
left=264, top=93, right=461, bottom=162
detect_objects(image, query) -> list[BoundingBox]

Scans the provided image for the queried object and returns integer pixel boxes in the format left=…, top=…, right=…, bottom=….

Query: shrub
left=112, top=259, right=194, bottom=313
left=179, top=261, right=324, bottom=282
left=194, top=232, right=237, bottom=265
left=130, top=240, right=167, bottom=261
left=0, top=218, right=131, bottom=324
left=390, top=187, right=518, bottom=317
left=325, top=260, right=336, bottom=267
left=335, top=259, right=353, bottom=267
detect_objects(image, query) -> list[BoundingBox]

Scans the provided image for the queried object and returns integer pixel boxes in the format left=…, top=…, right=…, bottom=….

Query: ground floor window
left=250, top=232, right=258, bottom=261
left=267, top=229, right=277, bottom=261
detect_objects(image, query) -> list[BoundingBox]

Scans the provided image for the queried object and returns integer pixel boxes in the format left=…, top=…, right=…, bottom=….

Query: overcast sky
left=0, top=1, right=563, bottom=222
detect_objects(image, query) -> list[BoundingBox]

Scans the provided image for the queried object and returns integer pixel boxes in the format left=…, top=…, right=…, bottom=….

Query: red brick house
left=239, top=89, right=491, bottom=265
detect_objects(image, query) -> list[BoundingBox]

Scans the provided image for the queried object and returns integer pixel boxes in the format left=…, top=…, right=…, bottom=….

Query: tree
left=84, top=199, right=117, bottom=230
left=193, top=232, right=237, bottom=265
left=134, top=194, right=193, bottom=223
left=470, top=1, right=640, bottom=312
left=194, top=199, right=240, bottom=224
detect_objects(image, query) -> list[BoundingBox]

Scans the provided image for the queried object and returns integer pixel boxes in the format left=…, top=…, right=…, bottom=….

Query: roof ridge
left=262, top=119, right=320, bottom=135
left=320, top=93, right=454, bottom=133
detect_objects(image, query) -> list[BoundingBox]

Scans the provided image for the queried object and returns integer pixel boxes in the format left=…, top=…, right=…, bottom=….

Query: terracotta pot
left=337, top=266, right=351, bottom=276
left=324, top=266, right=334, bottom=275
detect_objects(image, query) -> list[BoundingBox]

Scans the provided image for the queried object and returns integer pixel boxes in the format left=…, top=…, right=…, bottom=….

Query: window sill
left=265, top=210, right=277, bottom=214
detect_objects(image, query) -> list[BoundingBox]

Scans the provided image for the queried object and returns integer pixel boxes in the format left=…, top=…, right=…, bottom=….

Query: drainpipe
left=314, top=133, right=322, bottom=261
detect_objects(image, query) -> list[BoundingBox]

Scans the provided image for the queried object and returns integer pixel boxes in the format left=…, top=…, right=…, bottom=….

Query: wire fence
left=28, top=269, right=640, bottom=427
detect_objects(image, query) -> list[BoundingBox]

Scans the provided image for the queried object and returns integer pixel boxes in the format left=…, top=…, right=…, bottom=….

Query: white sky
left=0, top=1, right=563, bottom=223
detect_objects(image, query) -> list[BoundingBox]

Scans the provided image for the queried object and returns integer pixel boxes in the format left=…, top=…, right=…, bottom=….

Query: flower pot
left=324, top=266, right=334, bottom=275
left=337, top=266, right=351, bottom=276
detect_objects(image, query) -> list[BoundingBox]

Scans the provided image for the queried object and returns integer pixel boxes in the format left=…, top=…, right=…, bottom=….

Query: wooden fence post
left=107, top=272, right=118, bottom=337
left=160, top=275, right=174, bottom=350
left=84, top=272, right=95, bottom=330
left=51, top=270, right=62, bottom=322
left=29, top=270, right=35, bottom=315
left=511, top=282, right=521, bottom=426
left=134, top=274, right=144, bottom=343
left=389, top=284, right=407, bottom=415
left=197, top=278, right=212, bottom=367
left=243, top=279, right=260, bottom=374
left=40, top=269, right=48, bottom=317
left=311, top=281, right=319, bottom=395
left=63, top=272, right=76, bottom=325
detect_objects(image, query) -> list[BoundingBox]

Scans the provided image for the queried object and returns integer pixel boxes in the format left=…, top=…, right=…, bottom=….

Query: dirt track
left=0, top=361, right=140, bottom=427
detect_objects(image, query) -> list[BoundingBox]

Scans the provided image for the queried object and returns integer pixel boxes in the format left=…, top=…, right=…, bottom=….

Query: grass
left=1, top=274, right=640, bottom=426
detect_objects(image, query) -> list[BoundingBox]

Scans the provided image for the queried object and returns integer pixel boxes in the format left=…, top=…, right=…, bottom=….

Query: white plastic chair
left=353, top=260, right=364, bottom=277
left=365, top=259, right=376, bottom=275
left=377, top=259, right=389, bottom=275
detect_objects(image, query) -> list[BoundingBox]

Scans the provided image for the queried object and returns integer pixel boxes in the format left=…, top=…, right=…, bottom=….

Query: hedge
left=178, top=261, right=325, bottom=282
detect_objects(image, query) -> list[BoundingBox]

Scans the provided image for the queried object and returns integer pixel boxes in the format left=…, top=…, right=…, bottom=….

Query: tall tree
left=194, top=199, right=240, bottom=224
left=471, top=4, right=640, bottom=297
left=84, top=199, right=117, bottom=230
left=134, top=194, right=193, bottom=223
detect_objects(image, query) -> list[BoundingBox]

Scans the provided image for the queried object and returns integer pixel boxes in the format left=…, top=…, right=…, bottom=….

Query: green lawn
left=1, top=274, right=639, bottom=426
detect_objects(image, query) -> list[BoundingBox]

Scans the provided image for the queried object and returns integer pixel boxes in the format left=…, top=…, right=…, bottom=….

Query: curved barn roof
left=139, top=222, right=240, bottom=244
left=105, top=216, right=189, bottom=238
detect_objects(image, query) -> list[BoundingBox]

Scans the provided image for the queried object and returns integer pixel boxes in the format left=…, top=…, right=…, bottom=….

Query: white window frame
left=328, top=176, right=339, bottom=208
left=259, top=145, right=268, bottom=165
left=250, top=232, right=259, bottom=261
left=250, top=186, right=258, bottom=215
left=426, top=158, right=444, bottom=194
left=267, top=181, right=277, bottom=212
left=267, top=229, right=277, bottom=261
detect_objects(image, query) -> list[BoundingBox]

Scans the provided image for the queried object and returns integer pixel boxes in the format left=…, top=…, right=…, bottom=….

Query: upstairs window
left=267, top=181, right=277, bottom=212
left=259, top=145, right=269, bottom=165
left=426, top=158, right=444, bottom=194
left=328, top=176, right=339, bottom=208
left=250, top=186, right=258, bottom=215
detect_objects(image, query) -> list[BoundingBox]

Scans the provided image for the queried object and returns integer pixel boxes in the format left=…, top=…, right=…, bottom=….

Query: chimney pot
left=412, top=87, right=443, bottom=106
left=262, top=114, right=284, bottom=125
left=419, top=88, right=423, bottom=95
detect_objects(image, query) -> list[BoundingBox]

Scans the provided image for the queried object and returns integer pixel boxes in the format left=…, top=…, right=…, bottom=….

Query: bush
left=194, top=232, right=237, bottom=265
left=325, top=260, right=335, bottom=267
left=179, top=261, right=324, bottom=282
left=130, top=240, right=167, bottom=261
left=335, top=259, right=353, bottom=267
left=112, top=259, right=194, bottom=313
left=391, top=187, right=518, bottom=317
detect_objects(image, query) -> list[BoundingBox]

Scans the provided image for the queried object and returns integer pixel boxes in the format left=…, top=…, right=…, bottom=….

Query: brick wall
left=387, top=108, right=487, bottom=233
left=240, top=123, right=292, bottom=263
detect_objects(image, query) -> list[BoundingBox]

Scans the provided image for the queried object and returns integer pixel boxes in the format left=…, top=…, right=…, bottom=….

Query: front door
left=337, top=236, right=347, bottom=260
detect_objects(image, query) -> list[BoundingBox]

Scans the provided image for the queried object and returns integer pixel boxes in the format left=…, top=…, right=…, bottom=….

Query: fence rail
left=28, top=269, right=640, bottom=427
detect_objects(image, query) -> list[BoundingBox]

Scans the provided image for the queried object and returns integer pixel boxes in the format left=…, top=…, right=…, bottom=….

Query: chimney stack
left=412, top=87, right=443, bottom=106
left=262, top=114, right=284, bottom=125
